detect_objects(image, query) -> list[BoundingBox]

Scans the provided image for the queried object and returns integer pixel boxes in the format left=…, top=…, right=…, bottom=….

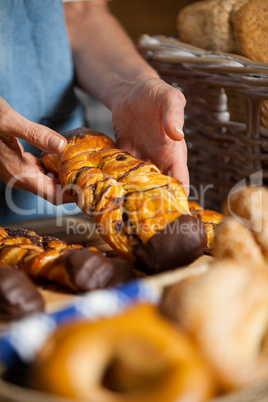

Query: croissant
left=42, top=128, right=208, bottom=274
left=0, top=227, right=134, bottom=292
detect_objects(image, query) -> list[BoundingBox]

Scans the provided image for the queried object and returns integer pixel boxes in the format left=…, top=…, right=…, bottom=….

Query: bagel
left=28, top=303, right=215, bottom=401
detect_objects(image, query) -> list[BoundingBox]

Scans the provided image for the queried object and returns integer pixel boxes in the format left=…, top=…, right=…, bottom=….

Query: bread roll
left=213, top=216, right=266, bottom=267
left=177, top=0, right=244, bottom=53
left=160, top=260, right=268, bottom=390
left=224, top=186, right=268, bottom=262
left=231, top=0, right=268, bottom=63
left=231, top=0, right=268, bottom=128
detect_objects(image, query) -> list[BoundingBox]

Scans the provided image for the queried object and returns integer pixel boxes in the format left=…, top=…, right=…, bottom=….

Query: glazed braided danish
left=0, top=227, right=133, bottom=292
left=42, top=128, right=207, bottom=274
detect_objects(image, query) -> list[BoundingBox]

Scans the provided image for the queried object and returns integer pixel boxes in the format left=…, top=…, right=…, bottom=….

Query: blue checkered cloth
left=0, top=280, right=159, bottom=372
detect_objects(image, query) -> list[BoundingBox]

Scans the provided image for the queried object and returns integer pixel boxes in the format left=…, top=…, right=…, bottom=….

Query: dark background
left=109, top=0, right=199, bottom=42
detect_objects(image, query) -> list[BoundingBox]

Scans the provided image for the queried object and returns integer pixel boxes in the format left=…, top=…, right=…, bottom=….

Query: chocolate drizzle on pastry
left=41, top=129, right=209, bottom=270
left=64, top=127, right=107, bottom=140
left=66, top=249, right=134, bottom=291
left=118, top=162, right=147, bottom=181
left=116, top=154, right=127, bottom=161
left=3, top=228, right=43, bottom=247
left=133, top=215, right=207, bottom=275
left=0, top=265, right=44, bottom=320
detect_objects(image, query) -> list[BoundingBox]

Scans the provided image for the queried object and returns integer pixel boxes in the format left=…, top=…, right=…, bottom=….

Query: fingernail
left=174, top=127, right=185, bottom=137
left=48, top=136, right=65, bottom=151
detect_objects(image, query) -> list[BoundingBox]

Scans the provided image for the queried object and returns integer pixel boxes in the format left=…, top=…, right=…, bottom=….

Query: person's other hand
left=112, top=78, right=189, bottom=195
left=0, top=98, right=73, bottom=204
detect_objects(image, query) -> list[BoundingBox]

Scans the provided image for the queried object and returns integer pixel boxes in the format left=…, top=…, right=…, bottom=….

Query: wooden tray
left=0, top=214, right=267, bottom=402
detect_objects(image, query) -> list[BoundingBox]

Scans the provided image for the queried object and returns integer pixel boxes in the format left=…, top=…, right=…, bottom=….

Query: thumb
left=162, top=91, right=186, bottom=141
left=0, top=101, right=67, bottom=153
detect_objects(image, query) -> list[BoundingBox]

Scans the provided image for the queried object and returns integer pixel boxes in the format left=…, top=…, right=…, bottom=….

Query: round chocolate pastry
left=66, top=249, right=135, bottom=292
left=0, top=265, right=45, bottom=320
left=133, top=215, right=207, bottom=275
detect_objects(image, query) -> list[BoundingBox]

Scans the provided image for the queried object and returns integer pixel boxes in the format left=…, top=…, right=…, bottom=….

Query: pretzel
left=42, top=128, right=209, bottom=274
left=0, top=227, right=134, bottom=292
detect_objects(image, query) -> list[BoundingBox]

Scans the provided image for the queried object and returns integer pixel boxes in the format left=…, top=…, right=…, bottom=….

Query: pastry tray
left=0, top=214, right=267, bottom=402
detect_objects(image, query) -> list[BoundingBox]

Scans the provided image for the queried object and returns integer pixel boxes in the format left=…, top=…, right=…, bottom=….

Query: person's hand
left=0, top=98, right=73, bottom=204
left=111, top=78, right=189, bottom=195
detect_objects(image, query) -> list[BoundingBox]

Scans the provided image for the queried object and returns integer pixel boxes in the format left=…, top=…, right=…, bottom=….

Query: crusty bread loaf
left=231, top=0, right=268, bottom=63
left=177, top=0, right=268, bottom=60
left=177, top=0, right=268, bottom=128
left=177, top=0, right=246, bottom=53
left=231, top=0, right=268, bottom=128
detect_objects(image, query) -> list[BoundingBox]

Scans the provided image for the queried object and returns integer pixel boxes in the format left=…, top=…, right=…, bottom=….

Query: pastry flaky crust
left=43, top=128, right=189, bottom=258
left=0, top=227, right=134, bottom=292
left=42, top=128, right=221, bottom=270
left=188, top=202, right=223, bottom=252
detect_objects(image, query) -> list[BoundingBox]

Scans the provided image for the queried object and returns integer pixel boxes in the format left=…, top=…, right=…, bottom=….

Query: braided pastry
left=42, top=128, right=208, bottom=274
left=189, top=202, right=223, bottom=252
left=0, top=227, right=134, bottom=292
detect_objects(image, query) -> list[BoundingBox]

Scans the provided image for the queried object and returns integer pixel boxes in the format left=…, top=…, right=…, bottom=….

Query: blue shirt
left=0, top=0, right=85, bottom=223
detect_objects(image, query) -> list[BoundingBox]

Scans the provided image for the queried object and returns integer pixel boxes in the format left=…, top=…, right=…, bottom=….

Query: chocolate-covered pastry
left=0, top=265, right=44, bottom=320
left=66, top=248, right=135, bottom=291
left=0, top=226, right=134, bottom=292
left=133, top=215, right=207, bottom=274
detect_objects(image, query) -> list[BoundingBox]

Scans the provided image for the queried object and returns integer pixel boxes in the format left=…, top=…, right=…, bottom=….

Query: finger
left=24, top=152, right=45, bottom=172
left=0, top=100, right=67, bottom=153
left=34, top=176, right=75, bottom=205
left=162, top=89, right=186, bottom=141
left=166, top=141, right=190, bottom=196
left=8, top=169, right=74, bottom=205
left=171, top=161, right=190, bottom=197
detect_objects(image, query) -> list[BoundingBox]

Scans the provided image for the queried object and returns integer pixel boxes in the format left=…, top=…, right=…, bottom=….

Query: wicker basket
left=138, top=35, right=268, bottom=210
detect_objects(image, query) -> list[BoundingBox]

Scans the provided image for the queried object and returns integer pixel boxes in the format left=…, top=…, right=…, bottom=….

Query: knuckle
left=19, top=174, right=32, bottom=187
left=26, top=124, right=42, bottom=144
left=179, top=91, right=186, bottom=107
left=173, top=88, right=186, bottom=107
left=0, top=107, right=13, bottom=130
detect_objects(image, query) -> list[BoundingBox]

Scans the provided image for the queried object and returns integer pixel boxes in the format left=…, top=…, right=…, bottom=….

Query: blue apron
left=0, top=0, right=85, bottom=224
